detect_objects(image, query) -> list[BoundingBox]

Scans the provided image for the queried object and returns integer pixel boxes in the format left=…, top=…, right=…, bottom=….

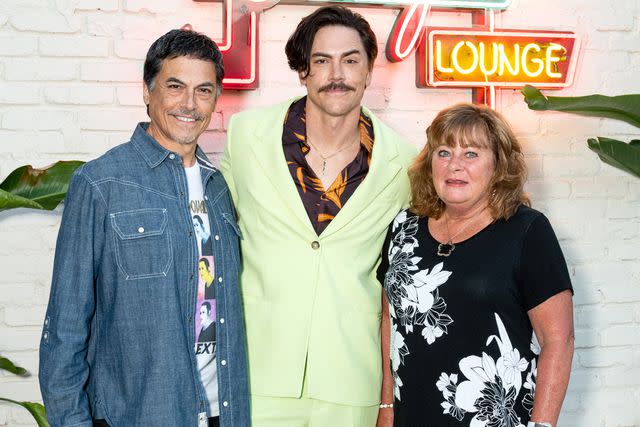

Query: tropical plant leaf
left=0, top=357, right=28, bottom=376
left=521, top=85, right=640, bottom=128
left=0, top=398, right=50, bottom=427
left=0, top=161, right=84, bottom=212
left=587, top=137, right=640, bottom=179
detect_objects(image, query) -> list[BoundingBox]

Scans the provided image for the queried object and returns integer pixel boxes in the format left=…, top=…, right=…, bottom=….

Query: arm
left=527, top=289, right=574, bottom=425
left=377, top=290, right=394, bottom=427
left=39, top=170, right=103, bottom=427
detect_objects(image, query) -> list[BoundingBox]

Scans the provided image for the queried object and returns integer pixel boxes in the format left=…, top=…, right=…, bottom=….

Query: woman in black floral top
left=377, top=104, right=574, bottom=427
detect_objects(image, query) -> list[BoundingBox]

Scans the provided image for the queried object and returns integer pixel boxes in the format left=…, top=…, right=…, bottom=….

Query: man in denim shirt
left=39, top=29, right=249, bottom=427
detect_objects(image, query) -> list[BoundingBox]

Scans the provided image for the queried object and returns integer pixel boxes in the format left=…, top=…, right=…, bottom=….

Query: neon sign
left=193, top=0, right=580, bottom=106
left=420, top=29, right=579, bottom=88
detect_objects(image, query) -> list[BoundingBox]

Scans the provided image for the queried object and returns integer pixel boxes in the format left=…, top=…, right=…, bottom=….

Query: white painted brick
left=608, top=240, right=640, bottom=261
left=0, top=36, right=37, bottom=56
left=116, top=85, right=144, bottom=106
left=543, top=155, right=601, bottom=178
left=577, top=346, right=633, bottom=368
left=74, top=0, right=119, bottom=12
left=523, top=155, right=543, bottom=180
left=600, top=325, right=640, bottom=347
left=2, top=110, right=75, bottom=131
left=0, top=406, right=6, bottom=425
left=114, top=39, right=150, bottom=60
left=573, top=328, right=599, bottom=349
left=0, top=283, right=37, bottom=305
left=124, top=0, right=184, bottom=14
left=44, top=86, right=113, bottom=105
left=78, top=109, right=147, bottom=131
left=0, top=329, right=41, bottom=351
left=39, top=36, right=109, bottom=57
left=603, top=366, right=640, bottom=388
left=543, top=198, right=607, bottom=222
left=86, top=14, right=121, bottom=37
left=525, top=179, right=572, bottom=200
left=4, top=306, right=46, bottom=327
left=607, top=199, right=640, bottom=219
left=571, top=176, right=629, bottom=199
left=579, top=6, right=636, bottom=31
left=576, top=304, right=636, bottom=328
left=0, top=380, right=41, bottom=403
left=81, top=62, right=142, bottom=82
left=4, top=59, right=77, bottom=81
left=0, top=84, right=40, bottom=104
left=566, top=368, right=603, bottom=392
left=10, top=10, right=79, bottom=33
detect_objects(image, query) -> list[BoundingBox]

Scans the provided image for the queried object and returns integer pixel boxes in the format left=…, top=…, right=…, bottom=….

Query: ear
left=298, top=71, right=307, bottom=87
left=365, top=69, right=372, bottom=89
left=143, top=83, right=151, bottom=105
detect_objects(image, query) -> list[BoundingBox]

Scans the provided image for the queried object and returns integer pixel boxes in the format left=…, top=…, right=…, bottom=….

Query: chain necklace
left=306, top=135, right=359, bottom=175
left=436, top=210, right=486, bottom=257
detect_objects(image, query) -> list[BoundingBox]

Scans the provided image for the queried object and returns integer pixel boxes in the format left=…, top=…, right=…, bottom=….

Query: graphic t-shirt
left=186, top=162, right=219, bottom=416
left=378, top=205, right=573, bottom=426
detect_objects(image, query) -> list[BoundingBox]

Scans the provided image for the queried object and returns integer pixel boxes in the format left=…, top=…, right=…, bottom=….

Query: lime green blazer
left=221, top=98, right=417, bottom=406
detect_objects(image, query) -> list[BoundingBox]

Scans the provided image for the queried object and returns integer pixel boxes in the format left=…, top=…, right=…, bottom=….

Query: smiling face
left=431, top=139, right=496, bottom=214
left=143, top=55, right=218, bottom=151
left=300, top=25, right=371, bottom=119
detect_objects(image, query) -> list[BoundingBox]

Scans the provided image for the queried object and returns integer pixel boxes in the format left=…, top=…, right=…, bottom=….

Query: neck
left=147, top=124, right=198, bottom=167
left=305, top=102, right=361, bottom=151
left=444, top=201, right=491, bottom=222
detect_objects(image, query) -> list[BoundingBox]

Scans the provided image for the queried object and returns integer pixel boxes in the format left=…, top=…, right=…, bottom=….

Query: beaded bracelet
left=379, top=403, right=394, bottom=409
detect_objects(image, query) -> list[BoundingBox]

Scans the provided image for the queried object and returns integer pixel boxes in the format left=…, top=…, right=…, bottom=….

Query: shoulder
left=505, top=204, right=547, bottom=230
left=78, top=142, right=135, bottom=183
left=392, top=208, right=420, bottom=229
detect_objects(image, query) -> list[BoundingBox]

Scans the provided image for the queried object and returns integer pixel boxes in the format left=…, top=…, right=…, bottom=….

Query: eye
left=198, top=87, right=213, bottom=94
left=345, top=58, right=358, bottom=64
left=437, top=149, right=451, bottom=157
left=314, top=58, right=328, bottom=64
left=167, top=83, right=182, bottom=90
left=465, top=151, right=478, bottom=158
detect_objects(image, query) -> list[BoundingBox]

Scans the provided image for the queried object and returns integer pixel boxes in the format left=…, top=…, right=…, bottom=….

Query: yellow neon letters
left=436, top=39, right=565, bottom=80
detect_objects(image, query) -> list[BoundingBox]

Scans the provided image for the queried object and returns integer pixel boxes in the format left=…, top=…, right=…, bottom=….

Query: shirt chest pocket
left=110, top=208, right=173, bottom=280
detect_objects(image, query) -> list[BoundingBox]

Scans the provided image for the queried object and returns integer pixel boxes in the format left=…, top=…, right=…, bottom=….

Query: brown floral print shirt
left=282, top=97, right=375, bottom=235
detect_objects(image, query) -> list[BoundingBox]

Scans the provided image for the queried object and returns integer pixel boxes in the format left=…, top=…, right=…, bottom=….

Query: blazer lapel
left=248, top=100, right=317, bottom=236
left=320, top=109, right=402, bottom=239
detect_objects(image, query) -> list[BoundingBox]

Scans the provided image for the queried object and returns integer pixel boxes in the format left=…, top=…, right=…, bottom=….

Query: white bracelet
left=379, top=403, right=394, bottom=409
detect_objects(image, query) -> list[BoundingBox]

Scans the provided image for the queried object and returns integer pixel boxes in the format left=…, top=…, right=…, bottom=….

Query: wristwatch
left=527, top=422, right=553, bottom=427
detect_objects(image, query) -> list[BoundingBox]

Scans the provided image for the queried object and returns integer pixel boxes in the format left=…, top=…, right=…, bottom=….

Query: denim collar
left=130, top=122, right=215, bottom=170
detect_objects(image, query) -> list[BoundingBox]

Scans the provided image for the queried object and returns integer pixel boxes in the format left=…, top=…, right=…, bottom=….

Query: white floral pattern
left=383, top=211, right=453, bottom=400
left=436, top=313, right=538, bottom=427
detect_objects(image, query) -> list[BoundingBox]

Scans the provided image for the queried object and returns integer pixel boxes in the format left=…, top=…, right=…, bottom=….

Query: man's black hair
left=285, top=6, right=378, bottom=78
left=144, top=29, right=224, bottom=97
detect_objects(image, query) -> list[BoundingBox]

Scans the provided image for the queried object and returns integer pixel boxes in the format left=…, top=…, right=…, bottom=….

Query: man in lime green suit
left=221, top=6, right=416, bottom=426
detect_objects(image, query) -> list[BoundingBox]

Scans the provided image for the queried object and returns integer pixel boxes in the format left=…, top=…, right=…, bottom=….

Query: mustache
left=169, top=110, right=205, bottom=121
left=319, top=82, right=355, bottom=92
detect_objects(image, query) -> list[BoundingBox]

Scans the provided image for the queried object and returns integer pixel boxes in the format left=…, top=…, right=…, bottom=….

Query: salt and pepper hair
left=285, top=5, right=378, bottom=78
left=409, top=103, right=530, bottom=220
left=143, top=29, right=224, bottom=98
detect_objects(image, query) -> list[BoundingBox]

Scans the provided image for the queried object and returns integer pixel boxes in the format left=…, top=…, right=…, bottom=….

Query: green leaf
left=587, top=137, right=640, bottom=179
left=0, top=398, right=49, bottom=427
left=0, top=161, right=84, bottom=212
left=0, top=357, right=28, bottom=376
left=521, top=85, right=640, bottom=128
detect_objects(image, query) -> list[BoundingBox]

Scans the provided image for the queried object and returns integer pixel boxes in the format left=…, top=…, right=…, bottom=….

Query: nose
left=447, top=152, right=463, bottom=171
left=329, top=59, right=345, bottom=81
left=181, top=90, right=197, bottom=110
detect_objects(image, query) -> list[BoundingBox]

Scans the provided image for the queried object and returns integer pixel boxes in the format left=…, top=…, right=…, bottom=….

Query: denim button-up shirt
left=39, top=123, right=250, bottom=427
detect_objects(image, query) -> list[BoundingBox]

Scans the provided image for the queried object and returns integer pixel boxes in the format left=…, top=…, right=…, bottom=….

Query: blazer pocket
left=222, top=212, right=243, bottom=239
left=110, top=208, right=173, bottom=280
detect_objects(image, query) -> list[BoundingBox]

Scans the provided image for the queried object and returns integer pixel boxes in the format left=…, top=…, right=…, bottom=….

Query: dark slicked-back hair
left=144, top=29, right=224, bottom=98
left=285, top=6, right=378, bottom=78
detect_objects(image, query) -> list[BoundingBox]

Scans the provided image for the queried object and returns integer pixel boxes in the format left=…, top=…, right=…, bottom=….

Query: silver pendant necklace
left=436, top=211, right=481, bottom=257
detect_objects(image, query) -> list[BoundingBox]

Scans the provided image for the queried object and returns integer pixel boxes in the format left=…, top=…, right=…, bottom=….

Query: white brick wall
left=0, top=0, right=638, bottom=426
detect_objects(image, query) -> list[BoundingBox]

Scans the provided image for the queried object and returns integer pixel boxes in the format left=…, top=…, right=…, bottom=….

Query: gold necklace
left=436, top=210, right=486, bottom=257
left=306, top=135, right=359, bottom=175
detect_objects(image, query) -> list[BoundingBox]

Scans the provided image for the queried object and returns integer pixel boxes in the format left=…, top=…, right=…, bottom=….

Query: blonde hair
left=409, top=103, right=530, bottom=220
